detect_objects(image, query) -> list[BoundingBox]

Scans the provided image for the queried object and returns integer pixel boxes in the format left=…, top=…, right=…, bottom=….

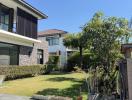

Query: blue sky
left=26, top=0, right=132, bottom=33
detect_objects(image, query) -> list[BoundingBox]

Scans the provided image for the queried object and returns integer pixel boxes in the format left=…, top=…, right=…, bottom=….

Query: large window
left=0, top=43, right=19, bottom=65
left=46, top=37, right=59, bottom=46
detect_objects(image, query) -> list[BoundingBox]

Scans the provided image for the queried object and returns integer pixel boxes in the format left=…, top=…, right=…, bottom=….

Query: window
left=46, top=37, right=59, bottom=46
left=0, top=5, right=10, bottom=31
left=0, top=42, right=19, bottom=65
left=37, top=49, right=43, bottom=64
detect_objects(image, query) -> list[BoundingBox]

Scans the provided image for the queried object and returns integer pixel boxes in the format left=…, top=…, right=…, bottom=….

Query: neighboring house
left=121, top=43, right=132, bottom=58
left=0, top=0, right=48, bottom=65
left=38, top=29, right=76, bottom=67
left=121, top=43, right=132, bottom=99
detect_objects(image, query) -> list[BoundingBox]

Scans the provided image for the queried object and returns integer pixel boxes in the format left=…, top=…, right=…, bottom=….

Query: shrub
left=67, top=52, right=97, bottom=71
left=0, top=65, right=47, bottom=80
left=46, top=56, right=60, bottom=73
left=87, top=66, right=119, bottom=95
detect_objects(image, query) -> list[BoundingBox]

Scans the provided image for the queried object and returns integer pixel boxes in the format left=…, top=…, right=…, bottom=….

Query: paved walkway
left=0, top=94, right=31, bottom=100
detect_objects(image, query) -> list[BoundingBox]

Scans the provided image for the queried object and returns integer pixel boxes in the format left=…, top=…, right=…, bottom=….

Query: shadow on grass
left=48, top=72, right=71, bottom=75
left=36, top=82, right=88, bottom=100
left=46, top=77, right=82, bottom=83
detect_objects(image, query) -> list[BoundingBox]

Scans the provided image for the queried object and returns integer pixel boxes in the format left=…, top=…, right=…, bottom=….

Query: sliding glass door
left=0, top=43, right=19, bottom=65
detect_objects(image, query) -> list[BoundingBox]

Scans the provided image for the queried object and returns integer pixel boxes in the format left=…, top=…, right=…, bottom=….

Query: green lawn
left=0, top=73, right=87, bottom=100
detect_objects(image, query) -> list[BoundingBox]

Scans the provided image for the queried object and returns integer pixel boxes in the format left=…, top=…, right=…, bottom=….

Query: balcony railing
left=0, top=23, right=16, bottom=33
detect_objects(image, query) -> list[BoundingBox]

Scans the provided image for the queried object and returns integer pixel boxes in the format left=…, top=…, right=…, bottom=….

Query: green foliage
left=82, top=11, right=131, bottom=95
left=48, top=56, right=59, bottom=65
left=63, top=33, right=86, bottom=68
left=46, top=56, right=60, bottom=73
left=0, top=56, right=60, bottom=80
left=0, top=65, right=46, bottom=80
left=87, top=66, right=119, bottom=95
left=83, top=12, right=130, bottom=68
left=67, top=52, right=99, bottom=71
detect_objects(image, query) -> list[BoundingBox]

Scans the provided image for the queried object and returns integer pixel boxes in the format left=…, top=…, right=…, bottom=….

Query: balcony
left=0, top=23, right=16, bottom=33
left=0, top=4, right=41, bottom=47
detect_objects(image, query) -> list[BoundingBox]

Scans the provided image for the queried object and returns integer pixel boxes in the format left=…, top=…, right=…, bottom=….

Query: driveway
left=0, top=94, right=31, bottom=100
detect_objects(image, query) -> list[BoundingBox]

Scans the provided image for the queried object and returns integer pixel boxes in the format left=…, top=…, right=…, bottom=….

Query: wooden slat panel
left=17, top=8, right=37, bottom=39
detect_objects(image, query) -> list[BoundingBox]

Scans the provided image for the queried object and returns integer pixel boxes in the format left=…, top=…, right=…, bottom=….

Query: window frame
left=46, top=36, right=59, bottom=46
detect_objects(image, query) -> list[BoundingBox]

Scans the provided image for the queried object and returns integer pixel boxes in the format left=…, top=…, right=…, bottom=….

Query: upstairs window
left=0, top=4, right=9, bottom=31
left=46, top=37, right=59, bottom=46
left=0, top=4, right=14, bottom=32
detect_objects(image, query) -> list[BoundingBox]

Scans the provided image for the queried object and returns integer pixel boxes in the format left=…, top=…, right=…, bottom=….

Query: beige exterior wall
left=125, top=49, right=132, bottom=59
left=127, top=59, right=132, bottom=100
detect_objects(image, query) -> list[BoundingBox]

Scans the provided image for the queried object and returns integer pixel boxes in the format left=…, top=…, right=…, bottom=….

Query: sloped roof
left=14, top=0, right=48, bottom=19
left=38, top=29, right=68, bottom=36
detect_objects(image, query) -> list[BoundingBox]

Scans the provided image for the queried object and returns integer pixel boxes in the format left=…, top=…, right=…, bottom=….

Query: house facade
left=38, top=29, right=76, bottom=67
left=121, top=43, right=132, bottom=99
left=0, top=0, right=48, bottom=66
left=121, top=43, right=132, bottom=59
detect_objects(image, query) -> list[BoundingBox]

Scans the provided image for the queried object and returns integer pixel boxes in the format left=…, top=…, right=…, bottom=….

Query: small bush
left=0, top=65, right=47, bottom=80
left=87, top=66, right=119, bottom=95
left=46, top=56, right=60, bottom=73
left=67, top=52, right=96, bottom=71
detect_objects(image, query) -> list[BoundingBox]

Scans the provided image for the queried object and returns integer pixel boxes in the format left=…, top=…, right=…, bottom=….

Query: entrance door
left=37, top=49, right=43, bottom=64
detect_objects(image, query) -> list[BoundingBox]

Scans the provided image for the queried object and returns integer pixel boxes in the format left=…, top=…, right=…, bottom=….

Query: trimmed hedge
left=0, top=65, right=47, bottom=80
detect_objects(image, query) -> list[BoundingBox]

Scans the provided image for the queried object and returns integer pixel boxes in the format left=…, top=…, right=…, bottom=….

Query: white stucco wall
left=38, top=35, right=67, bottom=67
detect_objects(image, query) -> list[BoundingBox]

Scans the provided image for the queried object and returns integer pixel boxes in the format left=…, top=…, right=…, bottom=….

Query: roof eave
left=38, top=32, right=68, bottom=37
left=14, top=0, right=48, bottom=19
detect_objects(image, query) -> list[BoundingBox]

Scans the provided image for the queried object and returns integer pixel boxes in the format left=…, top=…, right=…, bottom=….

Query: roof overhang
left=0, top=29, right=41, bottom=47
left=13, top=0, right=48, bottom=19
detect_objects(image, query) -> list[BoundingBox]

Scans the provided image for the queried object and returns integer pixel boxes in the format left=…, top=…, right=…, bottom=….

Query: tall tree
left=82, top=12, right=131, bottom=94
left=63, top=33, right=86, bottom=69
left=83, top=12, right=130, bottom=69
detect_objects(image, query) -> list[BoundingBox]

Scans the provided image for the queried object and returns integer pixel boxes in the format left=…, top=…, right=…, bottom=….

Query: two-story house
left=38, top=29, right=69, bottom=67
left=0, top=0, right=48, bottom=65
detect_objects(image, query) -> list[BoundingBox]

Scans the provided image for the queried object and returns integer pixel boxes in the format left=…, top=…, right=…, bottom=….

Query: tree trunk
left=79, top=46, right=83, bottom=69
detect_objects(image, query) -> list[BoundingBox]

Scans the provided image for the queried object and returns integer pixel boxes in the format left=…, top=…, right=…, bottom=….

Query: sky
left=26, top=0, right=132, bottom=33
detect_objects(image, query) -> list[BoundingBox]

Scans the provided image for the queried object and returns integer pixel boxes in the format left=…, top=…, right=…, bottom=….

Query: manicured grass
left=0, top=73, right=87, bottom=100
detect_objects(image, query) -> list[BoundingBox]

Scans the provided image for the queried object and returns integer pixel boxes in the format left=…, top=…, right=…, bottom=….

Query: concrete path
left=0, top=94, right=31, bottom=100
